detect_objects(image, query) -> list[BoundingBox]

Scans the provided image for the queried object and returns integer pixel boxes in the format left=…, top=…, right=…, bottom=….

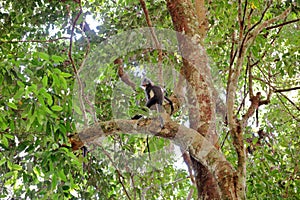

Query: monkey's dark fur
left=132, top=78, right=174, bottom=120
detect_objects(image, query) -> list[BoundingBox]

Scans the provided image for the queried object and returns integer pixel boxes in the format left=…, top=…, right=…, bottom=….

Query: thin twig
left=275, top=93, right=300, bottom=121
left=68, top=6, right=82, bottom=75
left=76, top=22, right=98, bottom=123
left=101, top=147, right=132, bottom=200
left=277, top=91, right=300, bottom=111
left=266, top=18, right=300, bottom=30
left=67, top=1, right=88, bottom=126
left=239, top=1, right=272, bottom=58
left=141, top=176, right=189, bottom=200
left=220, top=131, right=230, bottom=149
left=274, top=87, right=300, bottom=93
left=139, top=0, right=163, bottom=85
left=242, top=0, right=248, bottom=28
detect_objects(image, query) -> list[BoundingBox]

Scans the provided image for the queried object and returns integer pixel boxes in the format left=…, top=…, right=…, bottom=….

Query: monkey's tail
left=164, top=96, right=174, bottom=115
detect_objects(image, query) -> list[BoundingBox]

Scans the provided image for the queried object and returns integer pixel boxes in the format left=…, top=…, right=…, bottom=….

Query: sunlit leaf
left=52, top=55, right=64, bottom=63
left=42, top=76, right=48, bottom=87
left=7, top=102, right=17, bottom=110
left=51, top=105, right=63, bottom=111
left=38, top=52, right=50, bottom=61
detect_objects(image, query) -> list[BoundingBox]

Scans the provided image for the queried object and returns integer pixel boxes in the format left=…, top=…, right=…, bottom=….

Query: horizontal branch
left=274, top=86, right=300, bottom=93
left=79, top=118, right=236, bottom=185
left=266, top=18, right=300, bottom=30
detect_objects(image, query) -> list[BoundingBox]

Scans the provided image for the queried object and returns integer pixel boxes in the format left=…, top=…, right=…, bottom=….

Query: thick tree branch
left=194, top=0, right=208, bottom=39
left=115, top=58, right=136, bottom=91
left=238, top=0, right=244, bottom=36
left=226, top=6, right=292, bottom=198
left=79, top=118, right=237, bottom=199
left=167, top=0, right=225, bottom=198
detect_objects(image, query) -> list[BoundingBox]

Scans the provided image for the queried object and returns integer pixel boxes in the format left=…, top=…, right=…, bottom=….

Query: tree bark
left=166, top=0, right=232, bottom=199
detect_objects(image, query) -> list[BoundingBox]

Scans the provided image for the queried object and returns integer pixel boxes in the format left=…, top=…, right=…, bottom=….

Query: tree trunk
left=166, top=0, right=222, bottom=199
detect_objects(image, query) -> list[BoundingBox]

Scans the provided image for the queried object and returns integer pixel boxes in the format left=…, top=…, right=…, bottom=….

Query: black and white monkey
left=132, top=78, right=174, bottom=125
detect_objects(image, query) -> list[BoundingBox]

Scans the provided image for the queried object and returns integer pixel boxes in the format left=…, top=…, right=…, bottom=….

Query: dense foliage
left=0, top=0, right=299, bottom=199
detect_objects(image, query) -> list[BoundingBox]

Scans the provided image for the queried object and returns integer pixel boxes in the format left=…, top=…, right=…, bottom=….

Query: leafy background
left=0, top=0, right=299, bottom=199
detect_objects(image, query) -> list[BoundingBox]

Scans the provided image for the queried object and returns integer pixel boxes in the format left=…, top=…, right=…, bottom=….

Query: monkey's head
left=141, top=77, right=153, bottom=87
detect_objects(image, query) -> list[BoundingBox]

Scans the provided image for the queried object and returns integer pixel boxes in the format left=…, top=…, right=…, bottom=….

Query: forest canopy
left=0, top=0, right=299, bottom=199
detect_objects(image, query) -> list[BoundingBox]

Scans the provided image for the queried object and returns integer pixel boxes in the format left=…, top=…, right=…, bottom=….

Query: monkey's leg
left=156, top=104, right=164, bottom=128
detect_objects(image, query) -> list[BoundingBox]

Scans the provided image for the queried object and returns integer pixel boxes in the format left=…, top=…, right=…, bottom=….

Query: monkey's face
left=141, top=78, right=152, bottom=87
left=142, top=82, right=150, bottom=87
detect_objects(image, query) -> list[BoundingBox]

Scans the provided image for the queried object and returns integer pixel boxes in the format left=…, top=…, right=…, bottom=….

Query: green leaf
left=14, top=88, right=24, bottom=99
left=28, top=84, right=38, bottom=94
left=265, top=154, right=277, bottom=163
left=12, top=164, right=22, bottom=171
left=4, top=134, right=14, bottom=139
left=4, top=171, right=15, bottom=179
left=46, top=95, right=53, bottom=106
left=60, top=72, right=73, bottom=78
left=7, top=160, right=12, bottom=170
left=40, top=88, right=53, bottom=106
left=1, top=135, right=8, bottom=148
left=38, top=52, right=50, bottom=61
left=37, top=95, right=46, bottom=106
left=52, top=174, right=58, bottom=190
left=52, top=55, right=65, bottom=63
left=44, top=106, right=54, bottom=115
left=59, top=76, right=67, bottom=90
left=17, top=80, right=25, bottom=88
left=0, top=117, right=8, bottom=130
left=59, top=124, right=67, bottom=135
left=42, top=76, right=48, bottom=87
left=53, top=68, right=62, bottom=74
left=51, top=105, right=63, bottom=111
left=0, top=158, right=6, bottom=166
left=7, top=102, right=17, bottom=110
left=52, top=74, right=59, bottom=87
left=58, top=169, right=67, bottom=182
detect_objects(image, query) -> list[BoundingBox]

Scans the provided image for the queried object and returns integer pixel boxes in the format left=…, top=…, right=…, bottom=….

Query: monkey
left=131, top=78, right=174, bottom=159
left=131, top=78, right=174, bottom=126
left=142, top=78, right=174, bottom=114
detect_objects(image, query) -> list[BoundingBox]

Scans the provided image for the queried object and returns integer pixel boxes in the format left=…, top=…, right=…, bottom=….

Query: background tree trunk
left=166, top=0, right=226, bottom=199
